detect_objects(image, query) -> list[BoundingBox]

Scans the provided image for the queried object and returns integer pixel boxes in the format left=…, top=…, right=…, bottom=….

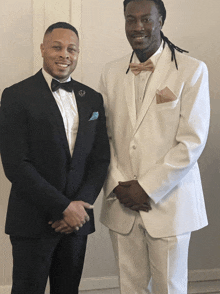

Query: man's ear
left=40, top=43, right=44, bottom=57
left=159, top=15, right=163, bottom=29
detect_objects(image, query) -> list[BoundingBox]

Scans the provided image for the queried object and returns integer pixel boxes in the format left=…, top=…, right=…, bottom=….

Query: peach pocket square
left=156, top=87, right=177, bottom=104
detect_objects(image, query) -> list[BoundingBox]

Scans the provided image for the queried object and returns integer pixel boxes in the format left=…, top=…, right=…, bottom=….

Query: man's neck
left=134, top=48, right=157, bottom=63
left=134, top=39, right=162, bottom=63
left=42, top=68, right=70, bottom=83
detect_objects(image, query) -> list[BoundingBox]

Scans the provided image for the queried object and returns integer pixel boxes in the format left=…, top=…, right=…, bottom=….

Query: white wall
left=0, top=0, right=33, bottom=286
left=162, top=0, right=220, bottom=270
left=0, top=0, right=220, bottom=289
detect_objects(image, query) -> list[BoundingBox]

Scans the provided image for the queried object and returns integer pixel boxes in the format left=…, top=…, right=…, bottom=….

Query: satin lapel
left=37, top=72, right=71, bottom=158
left=133, top=46, right=171, bottom=135
left=71, top=80, right=91, bottom=125
left=70, top=80, right=92, bottom=162
left=124, top=68, right=136, bottom=129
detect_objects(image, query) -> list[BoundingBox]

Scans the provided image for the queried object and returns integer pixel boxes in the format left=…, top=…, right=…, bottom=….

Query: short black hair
left=123, top=0, right=166, bottom=26
left=44, top=22, right=79, bottom=38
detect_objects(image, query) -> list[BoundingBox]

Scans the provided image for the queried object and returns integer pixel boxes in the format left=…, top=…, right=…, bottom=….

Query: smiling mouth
left=133, top=35, right=147, bottom=40
left=56, top=63, right=70, bottom=68
left=135, top=36, right=145, bottom=40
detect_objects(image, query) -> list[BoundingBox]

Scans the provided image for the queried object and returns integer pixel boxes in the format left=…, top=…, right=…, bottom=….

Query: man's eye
left=126, top=18, right=135, bottom=24
left=68, top=48, right=77, bottom=53
left=143, top=18, right=151, bottom=23
left=53, top=46, right=61, bottom=50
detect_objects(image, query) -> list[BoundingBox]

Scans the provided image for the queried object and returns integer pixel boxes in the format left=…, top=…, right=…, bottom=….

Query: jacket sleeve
left=138, top=61, right=210, bottom=204
left=0, top=88, right=71, bottom=220
left=99, top=70, right=127, bottom=199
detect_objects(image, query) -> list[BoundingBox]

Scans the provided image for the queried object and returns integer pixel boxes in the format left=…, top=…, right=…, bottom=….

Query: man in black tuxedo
left=0, top=22, right=110, bottom=294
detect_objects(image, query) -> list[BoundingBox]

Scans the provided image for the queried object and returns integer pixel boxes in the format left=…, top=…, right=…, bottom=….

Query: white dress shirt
left=42, top=69, right=79, bottom=156
left=133, top=42, right=163, bottom=116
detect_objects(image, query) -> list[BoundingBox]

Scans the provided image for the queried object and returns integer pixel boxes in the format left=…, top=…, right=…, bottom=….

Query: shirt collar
left=42, top=68, right=71, bottom=91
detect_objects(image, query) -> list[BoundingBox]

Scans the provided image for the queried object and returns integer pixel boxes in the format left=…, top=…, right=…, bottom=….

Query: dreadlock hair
left=123, top=0, right=188, bottom=69
left=44, top=22, right=79, bottom=38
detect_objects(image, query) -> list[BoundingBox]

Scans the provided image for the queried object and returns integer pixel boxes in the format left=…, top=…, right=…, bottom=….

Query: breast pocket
left=156, top=99, right=179, bottom=111
left=87, top=119, right=98, bottom=129
left=81, top=119, right=98, bottom=153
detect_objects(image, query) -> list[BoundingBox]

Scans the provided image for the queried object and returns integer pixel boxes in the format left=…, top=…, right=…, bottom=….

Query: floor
left=78, top=280, right=220, bottom=294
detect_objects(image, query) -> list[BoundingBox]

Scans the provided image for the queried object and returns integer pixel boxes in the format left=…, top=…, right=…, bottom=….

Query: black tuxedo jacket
left=0, top=70, right=110, bottom=237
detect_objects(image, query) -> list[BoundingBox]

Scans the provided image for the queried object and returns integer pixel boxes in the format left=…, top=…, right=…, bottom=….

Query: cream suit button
left=132, top=145, right=137, bottom=150
left=134, top=175, right=137, bottom=180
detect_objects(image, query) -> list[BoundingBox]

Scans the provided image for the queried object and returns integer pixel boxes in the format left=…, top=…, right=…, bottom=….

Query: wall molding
left=189, top=268, right=220, bottom=282
left=188, top=268, right=220, bottom=294
left=32, top=0, right=82, bottom=81
left=70, top=0, right=82, bottom=81
left=33, top=0, right=72, bottom=73
left=1, top=268, right=220, bottom=294
left=33, top=0, right=46, bottom=74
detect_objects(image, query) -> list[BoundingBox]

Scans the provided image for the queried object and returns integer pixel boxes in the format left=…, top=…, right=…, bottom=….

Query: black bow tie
left=51, top=79, right=73, bottom=92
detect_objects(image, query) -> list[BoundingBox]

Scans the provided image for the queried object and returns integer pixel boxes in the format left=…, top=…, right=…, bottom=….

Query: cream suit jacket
left=99, top=44, right=210, bottom=238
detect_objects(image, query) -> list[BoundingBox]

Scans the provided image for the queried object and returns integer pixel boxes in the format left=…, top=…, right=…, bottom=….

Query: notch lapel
left=133, top=46, right=171, bottom=135
left=70, top=80, right=92, bottom=164
left=124, top=69, right=136, bottom=129
left=71, top=80, right=92, bottom=127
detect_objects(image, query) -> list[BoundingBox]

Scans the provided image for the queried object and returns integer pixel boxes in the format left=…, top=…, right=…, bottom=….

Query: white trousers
left=109, top=214, right=191, bottom=294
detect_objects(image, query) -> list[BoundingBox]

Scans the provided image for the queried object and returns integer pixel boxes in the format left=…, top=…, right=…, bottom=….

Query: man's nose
left=60, top=48, right=69, bottom=59
left=135, top=20, right=144, bottom=31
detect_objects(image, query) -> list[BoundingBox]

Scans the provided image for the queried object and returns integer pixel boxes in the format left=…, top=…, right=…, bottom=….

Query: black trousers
left=10, top=233, right=88, bottom=294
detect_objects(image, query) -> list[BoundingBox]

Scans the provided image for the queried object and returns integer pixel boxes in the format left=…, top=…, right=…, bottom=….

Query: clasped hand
left=49, top=201, right=93, bottom=234
left=114, top=180, right=151, bottom=212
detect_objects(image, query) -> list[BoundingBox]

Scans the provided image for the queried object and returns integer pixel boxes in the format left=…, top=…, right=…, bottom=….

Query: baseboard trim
left=79, top=269, right=220, bottom=291
left=79, top=276, right=119, bottom=291
left=189, top=268, right=220, bottom=282
left=1, top=268, right=220, bottom=293
left=188, top=268, right=220, bottom=294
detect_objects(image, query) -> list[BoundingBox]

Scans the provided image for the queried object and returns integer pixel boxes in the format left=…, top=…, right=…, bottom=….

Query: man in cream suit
left=99, top=0, right=210, bottom=293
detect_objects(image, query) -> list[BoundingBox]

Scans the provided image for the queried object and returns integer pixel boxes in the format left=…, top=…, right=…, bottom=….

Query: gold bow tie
left=129, top=59, right=155, bottom=76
